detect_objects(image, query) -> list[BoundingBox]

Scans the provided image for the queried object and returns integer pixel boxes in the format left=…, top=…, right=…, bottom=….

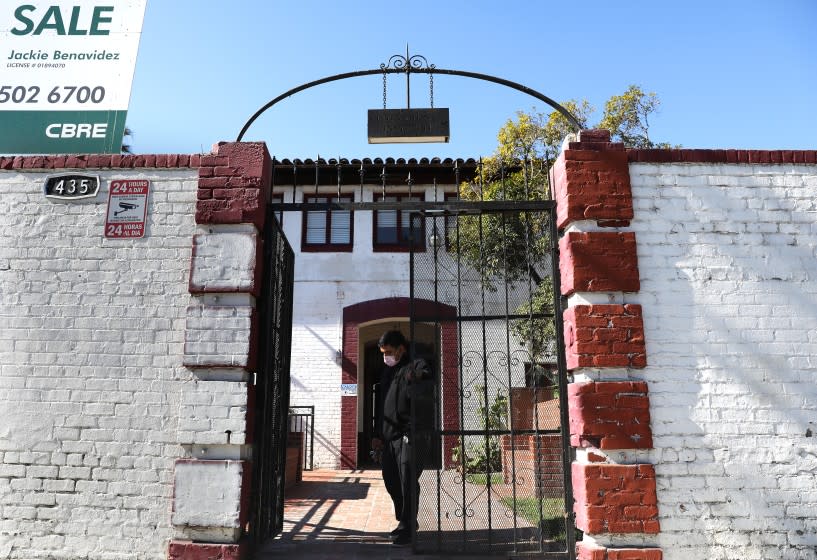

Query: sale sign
left=104, top=179, right=149, bottom=238
left=0, top=1, right=148, bottom=154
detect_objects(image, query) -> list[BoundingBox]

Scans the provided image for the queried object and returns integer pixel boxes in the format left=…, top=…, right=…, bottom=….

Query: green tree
left=598, top=85, right=665, bottom=148
left=450, top=86, right=669, bottom=362
left=539, top=99, right=594, bottom=157
left=512, top=85, right=669, bottom=153
left=496, top=100, right=594, bottom=164
left=452, top=156, right=556, bottom=362
left=450, top=387, right=507, bottom=475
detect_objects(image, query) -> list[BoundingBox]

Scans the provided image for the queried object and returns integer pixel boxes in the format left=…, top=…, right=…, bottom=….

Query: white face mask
left=383, top=355, right=398, bottom=367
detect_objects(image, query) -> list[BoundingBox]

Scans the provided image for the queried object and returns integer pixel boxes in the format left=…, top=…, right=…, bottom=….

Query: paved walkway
left=256, top=469, right=427, bottom=559
left=255, top=469, right=550, bottom=559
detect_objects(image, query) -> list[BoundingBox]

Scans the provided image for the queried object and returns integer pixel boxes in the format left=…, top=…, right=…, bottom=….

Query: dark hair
left=378, top=329, right=407, bottom=349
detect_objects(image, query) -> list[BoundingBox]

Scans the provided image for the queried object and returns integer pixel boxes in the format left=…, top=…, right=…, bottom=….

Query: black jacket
left=381, top=357, right=433, bottom=442
left=374, top=354, right=409, bottom=441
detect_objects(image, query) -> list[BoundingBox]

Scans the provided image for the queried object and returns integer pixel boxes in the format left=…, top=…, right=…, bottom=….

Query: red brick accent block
left=440, top=320, right=459, bottom=469
left=568, top=382, right=652, bottom=449
left=500, top=433, right=564, bottom=498
left=572, top=463, right=660, bottom=534
left=340, top=394, right=357, bottom=470
left=196, top=142, right=271, bottom=229
left=559, top=232, right=640, bottom=295
left=563, top=305, right=646, bottom=370
left=577, top=542, right=663, bottom=560
left=550, top=129, right=633, bottom=229
left=167, top=541, right=244, bottom=560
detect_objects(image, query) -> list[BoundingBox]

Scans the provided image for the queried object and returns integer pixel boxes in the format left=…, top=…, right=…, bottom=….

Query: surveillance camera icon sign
left=114, top=201, right=138, bottom=216
left=104, top=180, right=150, bottom=239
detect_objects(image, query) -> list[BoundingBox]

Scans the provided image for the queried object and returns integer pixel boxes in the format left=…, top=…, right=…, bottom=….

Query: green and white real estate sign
left=0, top=1, right=147, bottom=154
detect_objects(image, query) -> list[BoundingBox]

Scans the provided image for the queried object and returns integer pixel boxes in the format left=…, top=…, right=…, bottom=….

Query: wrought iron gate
left=409, top=200, right=575, bottom=558
left=249, top=209, right=295, bottom=548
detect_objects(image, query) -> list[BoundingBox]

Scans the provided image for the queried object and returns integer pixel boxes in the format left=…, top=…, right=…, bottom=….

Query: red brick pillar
left=340, top=322, right=359, bottom=469
left=551, top=130, right=661, bottom=559
left=170, top=142, right=272, bottom=560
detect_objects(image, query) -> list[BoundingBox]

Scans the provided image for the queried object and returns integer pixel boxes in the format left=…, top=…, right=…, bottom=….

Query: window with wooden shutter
left=373, top=194, right=425, bottom=252
left=302, top=194, right=353, bottom=252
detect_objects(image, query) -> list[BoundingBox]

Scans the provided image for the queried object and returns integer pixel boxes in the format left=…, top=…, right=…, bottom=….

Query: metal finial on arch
left=235, top=54, right=583, bottom=142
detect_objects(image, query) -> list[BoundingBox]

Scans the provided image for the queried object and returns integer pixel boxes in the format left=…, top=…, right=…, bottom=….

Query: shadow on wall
left=287, top=326, right=345, bottom=467
left=640, top=170, right=817, bottom=558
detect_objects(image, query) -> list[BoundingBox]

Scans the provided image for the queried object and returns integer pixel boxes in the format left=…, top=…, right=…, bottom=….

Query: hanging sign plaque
left=368, top=108, right=450, bottom=144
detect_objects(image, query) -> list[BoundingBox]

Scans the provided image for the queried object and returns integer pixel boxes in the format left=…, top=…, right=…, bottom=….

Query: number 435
left=53, top=178, right=90, bottom=194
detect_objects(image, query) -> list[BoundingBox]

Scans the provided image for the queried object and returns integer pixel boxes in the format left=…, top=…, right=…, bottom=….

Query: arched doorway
left=340, top=297, right=457, bottom=469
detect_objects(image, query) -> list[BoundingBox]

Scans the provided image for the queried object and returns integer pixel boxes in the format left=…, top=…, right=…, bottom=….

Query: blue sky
left=126, top=0, right=817, bottom=158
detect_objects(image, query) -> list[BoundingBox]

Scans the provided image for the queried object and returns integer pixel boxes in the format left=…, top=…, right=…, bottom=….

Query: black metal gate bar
left=268, top=200, right=558, bottom=212
left=258, top=186, right=572, bottom=557
left=249, top=210, right=295, bottom=548
left=501, top=205, right=521, bottom=552
left=409, top=201, right=574, bottom=558
left=477, top=195, right=494, bottom=549
left=551, top=199, right=577, bottom=551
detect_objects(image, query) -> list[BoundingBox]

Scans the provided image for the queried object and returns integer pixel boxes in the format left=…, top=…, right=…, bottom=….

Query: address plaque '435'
left=43, top=173, right=100, bottom=201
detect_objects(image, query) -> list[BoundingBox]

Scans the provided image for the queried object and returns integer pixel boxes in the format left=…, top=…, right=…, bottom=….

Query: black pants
left=387, top=436, right=421, bottom=535
left=381, top=439, right=403, bottom=522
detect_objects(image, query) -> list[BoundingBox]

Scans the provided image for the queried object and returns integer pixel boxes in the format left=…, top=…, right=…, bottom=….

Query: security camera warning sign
left=104, top=180, right=150, bottom=238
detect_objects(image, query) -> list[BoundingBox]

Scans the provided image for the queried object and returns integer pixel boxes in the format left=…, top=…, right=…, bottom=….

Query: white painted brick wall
left=290, top=321, right=344, bottom=468
left=177, top=380, right=247, bottom=445
left=0, top=168, right=198, bottom=560
left=171, top=460, right=244, bottom=543
left=189, top=228, right=258, bottom=293
left=630, top=163, right=817, bottom=560
left=183, top=299, right=254, bottom=368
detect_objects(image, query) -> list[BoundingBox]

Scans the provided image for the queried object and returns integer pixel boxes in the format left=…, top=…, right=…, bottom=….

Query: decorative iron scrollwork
left=380, top=47, right=436, bottom=109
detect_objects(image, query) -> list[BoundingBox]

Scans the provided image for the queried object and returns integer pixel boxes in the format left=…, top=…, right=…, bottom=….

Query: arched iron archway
left=236, top=55, right=582, bottom=142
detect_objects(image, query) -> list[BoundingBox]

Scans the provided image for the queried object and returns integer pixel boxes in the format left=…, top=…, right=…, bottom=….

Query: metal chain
left=382, top=70, right=387, bottom=109
left=429, top=73, right=434, bottom=108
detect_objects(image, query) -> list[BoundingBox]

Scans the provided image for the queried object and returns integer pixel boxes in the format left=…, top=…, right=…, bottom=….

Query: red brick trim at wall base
left=577, top=542, right=663, bottom=560
left=167, top=541, right=244, bottom=560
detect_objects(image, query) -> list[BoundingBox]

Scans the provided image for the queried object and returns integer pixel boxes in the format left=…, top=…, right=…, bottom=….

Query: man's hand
left=408, top=358, right=432, bottom=381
